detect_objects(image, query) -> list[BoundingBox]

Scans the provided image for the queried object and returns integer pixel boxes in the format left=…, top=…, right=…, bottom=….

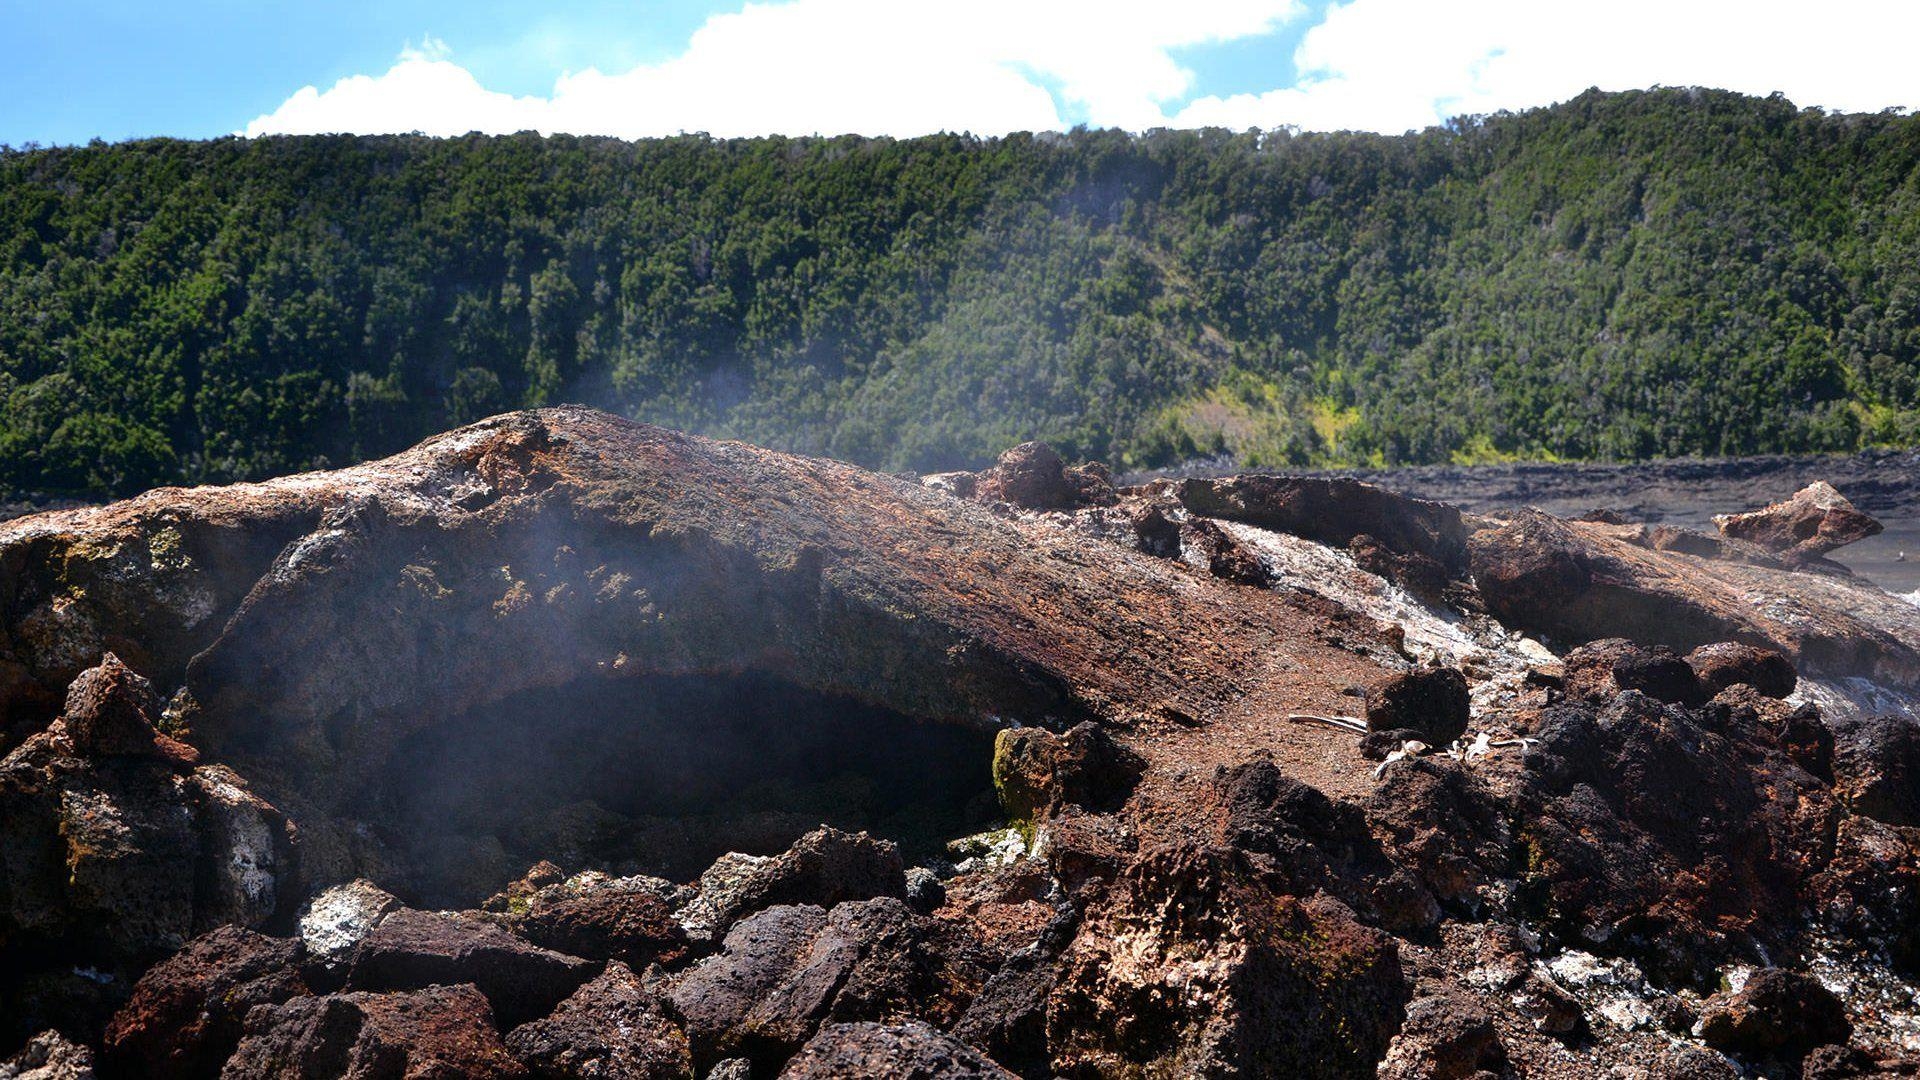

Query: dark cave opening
left=361, top=672, right=1004, bottom=907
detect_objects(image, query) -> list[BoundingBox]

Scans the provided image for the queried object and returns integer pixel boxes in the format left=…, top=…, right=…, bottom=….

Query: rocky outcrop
left=1714, top=481, right=1883, bottom=562
left=3, top=410, right=1920, bottom=1077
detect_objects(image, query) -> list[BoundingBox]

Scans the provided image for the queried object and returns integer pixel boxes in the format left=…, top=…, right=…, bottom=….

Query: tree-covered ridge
left=2, top=87, right=1918, bottom=494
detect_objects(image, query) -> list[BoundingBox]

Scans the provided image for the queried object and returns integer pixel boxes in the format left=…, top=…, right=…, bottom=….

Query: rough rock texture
left=1696, top=968, right=1852, bottom=1058
left=345, top=908, right=596, bottom=1028
left=1714, top=481, right=1884, bottom=562
left=778, top=1021, right=1015, bottom=1079
left=0, top=1033, right=94, bottom=1080
left=102, top=926, right=308, bottom=1078
left=222, top=984, right=526, bottom=1079
left=503, top=962, right=691, bottom=1080
left=3, top=410, right=1920, bottom=1077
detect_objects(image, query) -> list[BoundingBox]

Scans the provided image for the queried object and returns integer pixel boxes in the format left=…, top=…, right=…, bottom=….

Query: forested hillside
left=3, top=87, right=1919, bottom=494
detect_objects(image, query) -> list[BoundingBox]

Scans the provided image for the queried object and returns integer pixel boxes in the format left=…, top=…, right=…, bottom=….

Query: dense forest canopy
left=2, top=87, right=1919, bottom=495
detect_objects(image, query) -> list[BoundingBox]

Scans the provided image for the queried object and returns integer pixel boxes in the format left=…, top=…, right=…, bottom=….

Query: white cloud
left=245, top=0, right=1920, bottom=140
left=245, top=0, right=1300, bottom=138
left=1174, top=0, right=1920, bottom=133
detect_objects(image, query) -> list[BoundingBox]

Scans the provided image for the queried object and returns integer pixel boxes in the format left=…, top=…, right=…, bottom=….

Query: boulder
left=1713, top=481, right=1883, bottom=562
left=1363, top=667, right=1471, bottom=745
left=668, top=898, right=989, bottom=1067
left=1697, top=968, right=1851, bottom=1058
left=1561, top=638, right=1704, bottom=706
left=990, top=722, right=1144, bottom=823
left=102, top=926, right=308, bottom=1079
left=1176, top=475, right=1468, bottom=578
left=1686, top=642, right=1797, bottom=699
left=346, top=908, right=597, bottom=1028
left=675, top=827, right=906, bottom=942
left=0, top=1032, right=95, bottom=1080
left=778, top=1021, right=1014, bottom=1079
left=972, top=443, right=1076, bottom=511
left=1376, top=992, right=1506, bottom=1080
left=298, top=880, right=403, bottom=974
left=1046, top=843, right=1407, bottom=1079
left=513, top=888, right=689, bottom=974
left=504, top=961, right=692, bottom=1080
left=59, top=654, right=194, bottom=762
left=223, top=983, right=527, bottom=1079
left=1179, top=518, right=1271, bottom=586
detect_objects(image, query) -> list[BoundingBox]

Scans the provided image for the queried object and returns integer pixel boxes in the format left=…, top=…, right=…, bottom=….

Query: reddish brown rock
left=59, top=654, right=193, bottom=762
left=511, top=889, right=690, bottom=974
left=1686, top=642, right=1798, bottom=699
left=504, top=961, right=691, bottom=1080
left=676, top=827, right=907, bottom=943
left=223, top=983, right=527, bottom=1079
left=102, top=926, right=308, bottom=1079
left=1376, top=992, right=1506, bottom=1080
left=1562, top=638, right=1705, bottom=706
left=346, top=908, right=596, bottom=1028
left=971, top=443, right=1112, bottom=511
left=1176, top=475, right=1468, bottom=578
left=1180, top=517, right=1271, bottom=586
left=778, top=1021, right=1014, bottom=1079
left=1714, top=481, right=1883, bottom=562
left=1830, top=714, right=1920, bottom=827
left=1697, top=968, right=1851, bottom=1059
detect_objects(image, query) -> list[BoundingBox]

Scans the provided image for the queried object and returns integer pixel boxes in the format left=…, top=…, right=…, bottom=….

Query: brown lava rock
left=346, top=908, right=596, bottom=1028
left=1829, top=714, right=1920, bottom=827
left=1562, top=638, right=1704, bottom=706
left=1714, top=481, right=1883, bottom=562
left=1376, top=992, right=1506, bottom=1080
left=1697, top=968, right=1852, bottom=1059
left=504, top=961, right=692, bottom=1080
left=777, top=1021, right=1014, bottom=1079
left=0, top=1031, right=96, bottom=1080
left=102, top=926, right=308, bottom=1079
left=990, top=722, right=1144, bottom=822
left=223, top=983, right=527, bottom=1079
left=1687, top=642, right=1797, bottom=699
left=60, top=653, right=194, bottom=762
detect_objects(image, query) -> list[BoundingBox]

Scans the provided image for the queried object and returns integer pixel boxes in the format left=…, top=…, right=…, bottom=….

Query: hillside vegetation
left=3, top=87, right=1919, bottom=494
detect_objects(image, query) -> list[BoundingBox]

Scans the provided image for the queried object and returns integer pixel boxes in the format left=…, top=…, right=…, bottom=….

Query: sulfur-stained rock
left=102, top=926, right=308, bottom=1079
left=1697, top=968, right=1851, bottom=1058
left=298, top=880, right=403, bottom=975
left=777, top=1021, right=1014, bottom=1079
left=991, top=722, right=1144, bottom=823
left=346, top=907, right=596, bottom=1028
left=504, top=961, right=692, bottom=1080
left=222, top=983, right=527, bottom=1079
left=1046, top=843, right=1407, bottom=1079
left=1713, top=481, right=1882, bottom=562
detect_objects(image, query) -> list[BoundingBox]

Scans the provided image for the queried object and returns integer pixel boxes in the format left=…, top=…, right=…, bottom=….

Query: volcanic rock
left=1376, top=992, right=1506, bottom=1080
left=990, top=722, right=1144, bottom=823
left=511, top=886, right=690, bottom=974
left=504, top=961, right=692, bottom=1080
left=222, top=983, right=526, bottom=1079
left=1176, top=475, right=1468, bottom=577
left=1697, top=968, right=1852, bottom=1058
left=59, top=654, right=191, bottom=761
left=972, top=443, right=1111, bottom=511
left=1714, top=481, right=1883, bottom=561
left=1562, top=638, right=1705, bottom=706
left=0, top=1032, right=95, bottom=1080
left=668, top=898, right=989, bottom=1067
left=1046, top=843, right=1407, bottom=1078
left=101, top=926, right=308, bottom=1079
left=675, top=827, right=906, bottom=943
left=298, top=880, right=403, bottom=975
left=1363, top=667, right=1471, bottom=745
left=1686, top=641, right=1798, bottom=699
left=345, top=907, right=596, bottom=1028
left=1829, top=714, right=1920, bottom=827
left=778, top=1021, right=1014, bottom=1079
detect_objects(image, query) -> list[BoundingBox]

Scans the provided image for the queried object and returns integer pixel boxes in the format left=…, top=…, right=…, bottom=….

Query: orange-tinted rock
left=102, top=926, right=307, bottom=1079
left=223, top=983, right=527, bottom=1079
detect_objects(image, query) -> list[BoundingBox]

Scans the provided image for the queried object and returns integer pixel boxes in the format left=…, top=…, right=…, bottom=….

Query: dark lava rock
left=676, top=827, right=907, bottom=942
left=668, top=898, right=988, bottom=1068
left=1830, top=714, right=1920, bottom=827
left=223, top=983, right=527, bottom=1079
left=991, top=722, right=1144, bottom=823
left=1686, top=642, right=1797, bottom=699
left=346, top=907, right=596, bottom=1028
left=777, top=1021, right=1014, bottom=1079
left=512, top=889, right=689, bottom=974
left=1177, top=475, right=1468, bottom=576
left=0, top=1031, right=96, bottom=1080
left=1511, top=971, right=1585, bottom=1041
left=1562, top=638, right=1704, bottom=706
left=1347, top=533, right=1453, bottom=602
left=1697, top=968, right=1851, bottom=1058
left=1365, top=759, right=1510, bottom=909
left=1377, top=992, right=1506, bottom=1080
left=1713, top=481, right=1883, bottom=562
left=1364, top=667, right=1470, bottom=745
left=504, top=961, right=691, bottom=1080
left=902, top=868, right=945, bottom=914
left=1046, top=843, right=1407, bottom=1079
left=102, top=926, right=308, bottom=1079
left=1180, top=518, right=1271, bottom=587
left=1128, top=503, right=1182, bottom=558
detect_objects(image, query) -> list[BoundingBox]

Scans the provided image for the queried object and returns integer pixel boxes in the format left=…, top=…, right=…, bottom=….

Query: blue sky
left=3, top=0, right=1915, bottom=147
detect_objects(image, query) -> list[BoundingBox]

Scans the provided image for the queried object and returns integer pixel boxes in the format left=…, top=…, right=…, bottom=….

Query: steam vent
left=4, top=407, right=1919, bottom=1077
